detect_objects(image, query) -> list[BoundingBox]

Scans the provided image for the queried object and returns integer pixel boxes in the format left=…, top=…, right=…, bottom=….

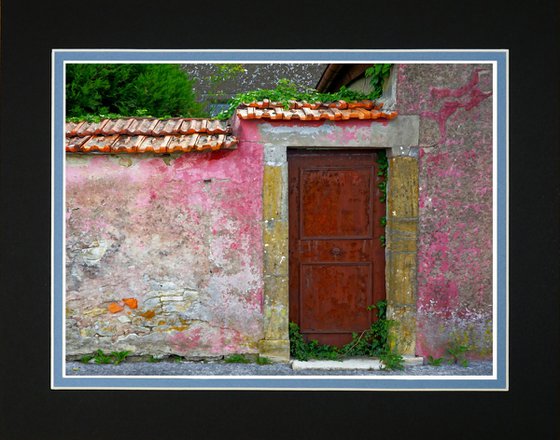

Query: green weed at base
left=379, top=352, right=405, bottom=371
left=289, top=300, right=404, bottom=370
left=168, top=354, right=183, bottom=363
left=256, top=356, right=272, bottom=365
left=427, top=355, right=444, bottom=366
left=93, top=349, right=114, bottom=364
left=447, top=342, right=470, bottom=367
left=426, top=341, right=471, bottom=368
left=79, top=354, right=94, bottom=364
left=110, top=351, right=131, bottom=365
left=79, top=350, right=131, bottom=365
left=224, top=354, right=251, bottom=364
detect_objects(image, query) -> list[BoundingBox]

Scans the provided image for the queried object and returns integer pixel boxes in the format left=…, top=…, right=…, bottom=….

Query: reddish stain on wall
left=398, top=64, right=494, bottom=359
left=66, top=139, right=265, bottom=357
left=169, top=328, right=202, bottom=352
left=420, top=70, right=492, bottom=143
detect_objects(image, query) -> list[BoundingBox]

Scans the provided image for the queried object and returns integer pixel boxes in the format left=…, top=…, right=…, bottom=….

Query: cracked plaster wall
left=397, top=64, right=494, bottom=359
left=65, top=145, right=264, bottom=358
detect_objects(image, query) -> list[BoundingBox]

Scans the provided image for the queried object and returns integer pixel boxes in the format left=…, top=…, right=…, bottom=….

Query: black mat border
left=1, top=0, right=558, bottom=439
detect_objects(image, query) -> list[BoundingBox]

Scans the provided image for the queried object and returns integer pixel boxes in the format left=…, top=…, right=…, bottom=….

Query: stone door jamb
left=256, top=118, right=420, bottom=361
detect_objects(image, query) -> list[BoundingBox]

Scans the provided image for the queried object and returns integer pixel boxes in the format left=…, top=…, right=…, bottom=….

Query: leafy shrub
left=289, top=300, right=404, bottom=370
left=288, top=322, right=313, bottom=361
left=66, top=64, right=206, bottom=119
left=340, top=301, right=392, bottom=358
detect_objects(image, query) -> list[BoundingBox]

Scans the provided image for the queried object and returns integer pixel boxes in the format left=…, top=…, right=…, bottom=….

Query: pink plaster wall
left=398, top=64, right=494, bottom=358
left=65, top=142, right=264, bottom=357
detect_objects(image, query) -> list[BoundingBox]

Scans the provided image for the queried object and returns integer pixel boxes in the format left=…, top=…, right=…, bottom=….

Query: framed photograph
left=52, top=49, right=508, bottom=391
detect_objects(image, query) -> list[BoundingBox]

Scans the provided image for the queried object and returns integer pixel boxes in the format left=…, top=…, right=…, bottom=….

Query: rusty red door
left=288, top=150, right=386, bottom=347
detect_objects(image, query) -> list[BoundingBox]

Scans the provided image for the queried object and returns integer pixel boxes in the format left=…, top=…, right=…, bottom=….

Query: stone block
left=390, top=146, right=419, bottom=158
left=387, top=305, right=416, bottom=355
left=258, top=116, right=419, bottom=148
left=262, top=276, right=289, bottom=340
left=263, top=165, right=284, bottom=220
left=388, top=157, right=418, bottom=218
left=386, top=218, right=418, bottom=253
left=263, top=221, right=289, bottom=276
left=81, top=239, right=109, bottom=266
left=263, top=143, right=287, bottom=165
left=258, top=338, right=290, bottom=362
left=291, top=358, right=382, bottom=371
left=386, top=252, right=417, bottom=306
left=402, top=355, right=424, bottom=366
left=82, top=307, right=106, bottom=318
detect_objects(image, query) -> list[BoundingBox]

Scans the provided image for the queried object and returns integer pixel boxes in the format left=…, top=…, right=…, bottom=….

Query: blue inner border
left=53, top=50, right=507, bottom=390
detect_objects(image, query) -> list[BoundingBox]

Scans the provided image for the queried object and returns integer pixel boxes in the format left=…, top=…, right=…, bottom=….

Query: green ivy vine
left=364, top=64, right=392, bottom=99
left=377, top=150, right=388, bottom=247
left=289, top=300, right=404, bottom=370
left=215, top=64, right=392, bottom=120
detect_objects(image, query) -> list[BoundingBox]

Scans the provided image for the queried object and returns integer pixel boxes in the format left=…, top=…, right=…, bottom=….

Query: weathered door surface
left=288, top=150, right=386, bottom=347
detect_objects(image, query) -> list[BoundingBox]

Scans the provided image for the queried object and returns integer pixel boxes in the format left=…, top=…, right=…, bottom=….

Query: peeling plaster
left=66, top=143, right=264, bottom=357
left=398, top=64, right=494, bottom=358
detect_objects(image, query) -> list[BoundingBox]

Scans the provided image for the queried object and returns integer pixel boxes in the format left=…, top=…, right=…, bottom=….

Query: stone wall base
left=258, top=339, right=290, bottom=362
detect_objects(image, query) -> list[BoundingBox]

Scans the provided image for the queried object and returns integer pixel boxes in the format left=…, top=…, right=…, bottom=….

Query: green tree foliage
left=66, top=64, right=206, bottom=119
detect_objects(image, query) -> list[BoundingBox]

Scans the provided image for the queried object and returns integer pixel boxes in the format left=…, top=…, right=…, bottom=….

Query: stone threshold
left=290, top=356, right=424, bottom=371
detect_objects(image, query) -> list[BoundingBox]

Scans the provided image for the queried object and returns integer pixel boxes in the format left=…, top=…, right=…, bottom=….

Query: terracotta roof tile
left=66, top=118, right=237, bottom=154
left=136, top=135, right=170, bottom=154
left=66, top=135, right=91, bottom=152
left=236, top=100, right=397, bottom=121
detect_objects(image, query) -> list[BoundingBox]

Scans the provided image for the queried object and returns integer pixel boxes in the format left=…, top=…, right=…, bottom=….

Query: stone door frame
left=255, top=117, right=420, bottom=361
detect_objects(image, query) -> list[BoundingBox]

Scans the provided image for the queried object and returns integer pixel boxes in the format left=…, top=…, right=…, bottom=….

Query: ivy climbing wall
left=397, top=64, right=494, bottom=359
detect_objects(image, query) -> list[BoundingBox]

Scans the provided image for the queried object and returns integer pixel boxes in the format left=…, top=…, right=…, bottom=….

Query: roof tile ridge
left=66, top=116, right=231, bottom=137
